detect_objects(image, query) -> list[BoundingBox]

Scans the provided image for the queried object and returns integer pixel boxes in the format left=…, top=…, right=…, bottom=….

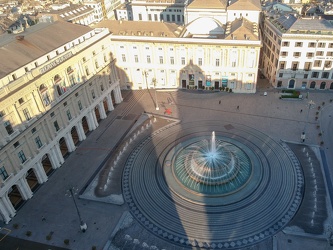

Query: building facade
left=0, top=21, right=122, bottom=223
left=98, top=18, right=261, bottom=93
left=262, top=13, right=333, bottom=90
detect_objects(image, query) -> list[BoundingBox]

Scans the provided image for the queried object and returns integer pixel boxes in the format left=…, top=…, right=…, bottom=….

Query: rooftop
left=0, top=21, right=92, bottom=79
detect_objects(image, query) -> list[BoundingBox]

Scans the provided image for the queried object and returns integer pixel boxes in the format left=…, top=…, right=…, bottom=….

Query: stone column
left=86, top=111, right=97, bottom=131
left=106, top=93, right=114, bottom=111
left=17, top=177, right=33, bottom=200
left=65, top=132, right=76, bottom=152
left=99, top=102, right=107, bottom=119
left=34, top=161, right=48, bottom=183
left=76, top=122, right=86, bottom=141
left=0, top=199, right=11, bottom=224
left=114, top=85, right=123, bottom=104
left=52, top=145, right=65, bottom=166
left=91, top=110, right=99, bottom=128
left=3, top=195, right=16, bottom=216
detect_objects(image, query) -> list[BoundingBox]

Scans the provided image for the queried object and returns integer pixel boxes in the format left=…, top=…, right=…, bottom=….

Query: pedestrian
left=237, top=105, right=239, bottom=110
left=300, top=109, right=303, bottom=113
left=219, top=100, right=221, bottom=104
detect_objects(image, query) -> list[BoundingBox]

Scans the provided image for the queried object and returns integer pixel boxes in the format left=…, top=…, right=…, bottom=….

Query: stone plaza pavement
left=1, top=82, right=333, bottom=250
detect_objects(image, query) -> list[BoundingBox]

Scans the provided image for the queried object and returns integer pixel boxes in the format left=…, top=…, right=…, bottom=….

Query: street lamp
left=302, top=100, right=315, bottom=142
left=142, top=70, right=149, bottom=89
left=66, top=187, right=87, bottom=233
left=152, top=78, right=159, bottom=110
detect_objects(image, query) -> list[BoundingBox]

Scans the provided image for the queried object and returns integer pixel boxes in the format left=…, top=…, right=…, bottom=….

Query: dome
left=186, top=17, right=225, bottom=35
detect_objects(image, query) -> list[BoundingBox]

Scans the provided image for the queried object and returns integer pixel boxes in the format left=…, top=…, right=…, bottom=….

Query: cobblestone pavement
left=1, top=83, right=333, bottom=250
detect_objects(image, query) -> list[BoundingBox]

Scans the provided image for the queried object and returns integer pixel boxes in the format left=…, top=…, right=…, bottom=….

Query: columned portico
left=106, top=93, right=114, bottom=111
left=17, top=177, right=33, bottom=200
left=34, top=161, right=48, bottom=183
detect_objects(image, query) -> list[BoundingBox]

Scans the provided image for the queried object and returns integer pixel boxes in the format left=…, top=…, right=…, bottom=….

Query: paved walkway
left=1, top=84, right=333, bottom=250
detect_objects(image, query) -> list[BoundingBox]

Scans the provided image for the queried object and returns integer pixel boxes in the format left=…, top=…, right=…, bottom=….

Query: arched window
left=54, top=74, right=61, bottom=83
left=39, top=84, right=47, bottom=92
left=310, top=81, right=316, bottom=89
left=67, top=66, right=74, bottom=74
left=330, top=82, right=333, bottom=90
left=288, top=79, right=295, bottom=89
left=320, top=82, right=326, bottom=89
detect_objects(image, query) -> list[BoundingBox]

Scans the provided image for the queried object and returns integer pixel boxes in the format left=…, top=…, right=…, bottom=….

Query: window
left=35, top=136, right=43, bottom=148
left=322, top=72, right=329, bottom=79
left=95, top=60, right=99, bottom=68
left=320, top=82, right=326, bottom=89
left=292, top=62, right=298, bottom=70
left=134, top=55, right=139, bottom=63
left=318, top=42, right=326, bottom=48
left=66, top=110, right=72, bottom=120
left=312, top=72, right=319, bottom=78
left=306, top=52, right=314, bottom=57
left=281, top=51, right=288, bottom=56
left=23, top=108, right=31, bottom=121
left=122, top=54, right=126, bottom=62
left=279, top=73, right=283, bottom=77
left=304, top=74, right=308, bottom=79
left=282, top=41, right=289, bottom=47
left=170, top=57, right=174, bottom=65
left=277, top=81, right=282, bottom=87
left=295, top=42, right=303, bottom=47
left=54, top=121, right=60, bottom=131
left=324, top=61, right=332, bottom=68
left=13, top=141, right=19, bottom=148
left=0, top=110, right=5, bottom=117
left=304, top=62, right=312, bottom=71
left=293, top=52, right=301, bottom=57
left=85, top=66, right=90, bottom=76
left=314, top=60, right=322, bottom=67
left=4, top=121, right=13, bottom=135
left=316, top=51, right=324, bottom=56
left=139, top=13, right=142, bottom=20
left=104, top=53, right=107, bottom=62
left=198, top=58, right=202, bottom=66
left=42, top=92, right=51, bottom=106
left=216, top=59, right=220, bottom=67
left=147, top=55, right=151, bottom=64
left=78, top=100, right=83, bottom=110
left=18, top=150, right=27, bottom=164
left=159, top=56, right=164, bottom=64
left=327, top=52, right=333, bottom=56
left=329, top=43, right=333, bottom=48
left=308, top=42, right=316, bottom=47
left=181, top=57, right=185, bottom=65
left=31, top=127, right=36, bottom=133
left=18, top=98, right=24, bottom=104
left=0, top=166, right=8, bottom=181
left=279, top=62, right=285, bottom=69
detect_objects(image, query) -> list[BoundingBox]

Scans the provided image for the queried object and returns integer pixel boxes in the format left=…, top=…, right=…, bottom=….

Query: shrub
left=319, top=133, right=322, bottom=136
left=26, top=231, right=32, bottom=237
left=13, top=223, right=19, bottom=229
left=322, top=102, right=325, bottom=106
left=92, top=246, right=97, bottom=250
left=46, top=234, right=52, bottom=241
left=64, top=239, right=70, bottom=245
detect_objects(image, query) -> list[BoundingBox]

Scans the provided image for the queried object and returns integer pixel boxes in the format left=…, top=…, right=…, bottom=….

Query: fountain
left=172, top=131, right=252, bottom=195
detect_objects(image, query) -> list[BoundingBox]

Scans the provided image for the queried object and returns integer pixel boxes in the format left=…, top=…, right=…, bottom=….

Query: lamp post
left=152, top=78, right=159, bottom=110
left=302, top=100, right=315, bottom=142
left=142, top=70, right=148, bottom=89
left=66, top=187, right=87, bottom=233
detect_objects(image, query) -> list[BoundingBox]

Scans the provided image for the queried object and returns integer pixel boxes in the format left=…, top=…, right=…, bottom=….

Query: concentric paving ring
left=122, top=120, right=304, bottom=249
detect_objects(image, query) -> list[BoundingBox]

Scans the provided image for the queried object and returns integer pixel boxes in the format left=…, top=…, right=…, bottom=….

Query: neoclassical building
left=262, top=12, right=333, bottom=90
left=100, top=0, right=262, bottom=93
left=0, top=20, right=122, bottom=223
